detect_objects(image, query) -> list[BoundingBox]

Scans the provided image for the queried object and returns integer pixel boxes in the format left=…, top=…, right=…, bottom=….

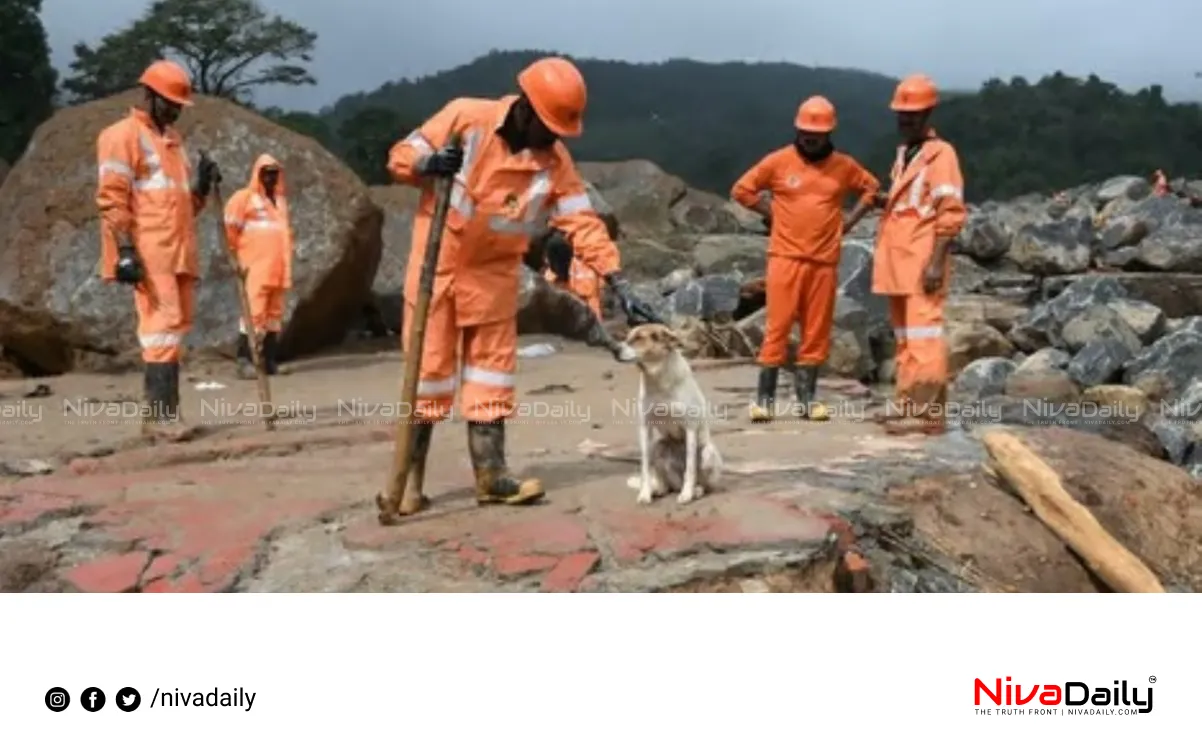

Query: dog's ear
left=664, top=327, right=685, bottom=350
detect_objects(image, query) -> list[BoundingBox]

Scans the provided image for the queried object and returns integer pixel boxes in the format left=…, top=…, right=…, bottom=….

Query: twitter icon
left=115, top=687, right=141, bottom=712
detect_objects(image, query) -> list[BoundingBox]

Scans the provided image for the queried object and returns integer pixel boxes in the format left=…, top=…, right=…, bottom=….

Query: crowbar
left=204, top=154, right=275, bottom=432
left=376, top=131, right=463, bottom=525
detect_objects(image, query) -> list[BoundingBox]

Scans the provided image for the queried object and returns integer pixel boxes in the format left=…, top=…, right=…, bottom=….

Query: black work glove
left=194, top=151, right=222, bottom=198
left=114, top=242, right=144, bottom=285
left=606, top=271, right=663, bottom=326
left=545, top=229, right=573, bottom=281
left=419, top=144, right=464, bottom=177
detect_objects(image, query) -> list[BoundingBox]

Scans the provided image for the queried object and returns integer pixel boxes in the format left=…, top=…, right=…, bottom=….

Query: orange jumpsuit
left=872, top=132, right=967, bottom=431
left=223, top=154, right=293, bottom=335
left=96, top=108, right=206, bottom=363
left=387, top=95, right=620, bottom=422
left=543, top=258, right=602, bottom=318
left=732, top=147, right=879, bottom=367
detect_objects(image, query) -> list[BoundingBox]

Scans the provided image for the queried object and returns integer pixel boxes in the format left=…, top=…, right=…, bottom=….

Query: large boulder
left=1006, top=218, right=1093, bottom=275
left=577, top=160, right=687, bottom=237
left=0, top=159, right=9, bottom=187
left=577, top=159, right=755, bottom=238
left=367, top=184, right=420, bottom=334
left=0, top=91, right=382, bottom=373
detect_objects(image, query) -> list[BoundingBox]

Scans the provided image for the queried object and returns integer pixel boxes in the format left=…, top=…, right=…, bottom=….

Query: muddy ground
left=2, top=336, right=1194, bottom=593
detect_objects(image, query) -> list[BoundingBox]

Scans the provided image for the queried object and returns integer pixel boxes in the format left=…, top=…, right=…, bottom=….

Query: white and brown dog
left=621, top=323, right=723, bottom=505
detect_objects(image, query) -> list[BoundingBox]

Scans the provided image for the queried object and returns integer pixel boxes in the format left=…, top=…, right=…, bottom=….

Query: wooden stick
left=377, top=132, right=462, bottom=525
left=209, top=176, right=274, bottom=431
left=981, top=430, right=1165, bottom=593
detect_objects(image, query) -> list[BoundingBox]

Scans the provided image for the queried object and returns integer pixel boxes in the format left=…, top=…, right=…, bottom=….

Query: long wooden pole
left=209, top=174, right=275, bottom=431
left=376, top=133, right=462, bottom=525
left=981, top=430, right=1165, bottom=593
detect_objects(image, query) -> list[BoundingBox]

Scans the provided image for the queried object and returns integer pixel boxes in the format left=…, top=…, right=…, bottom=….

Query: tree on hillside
left=0, top=0, right=58, bottom=163
left=62, top=0, right=316, bottom=104
left=336, top=107, right=417, bottom=185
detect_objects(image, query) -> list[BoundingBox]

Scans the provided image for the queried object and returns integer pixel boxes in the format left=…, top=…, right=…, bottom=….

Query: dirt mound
left=0, top=90, right=382, bottom=373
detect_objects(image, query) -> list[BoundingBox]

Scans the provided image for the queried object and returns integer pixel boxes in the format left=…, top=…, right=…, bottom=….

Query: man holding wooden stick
left=223, top=154, right=293, bottom=380
left=384, top=56, right=658, bottom=515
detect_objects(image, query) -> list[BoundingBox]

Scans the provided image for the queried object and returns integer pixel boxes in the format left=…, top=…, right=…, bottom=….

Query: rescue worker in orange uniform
left=386, top=56, right=659, bottom=514
left=95, top=59, right=222, bottom=441
left=224, top=154, right=293, bottom=379
left=732, top=96, right=880, bottom=422
left=1152, top=169, right=1168, bottom=197
left=542, top=228, right=603, bottom=318
left=872, top=75, right=967, bottom=435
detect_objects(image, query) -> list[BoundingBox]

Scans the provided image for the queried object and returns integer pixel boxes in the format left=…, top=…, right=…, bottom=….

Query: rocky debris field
left=2, top=345, right=1199, bottom=593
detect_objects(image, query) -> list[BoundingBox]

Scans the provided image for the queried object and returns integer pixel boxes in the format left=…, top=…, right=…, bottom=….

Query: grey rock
left=1009, top=276, right=1129, bottom=352
left=953, top=357, right=1016, bottom=400
left=1146, top=416, right=1192, bottom=465
left=1159, top=379, right=1202, bottom=422
left=1007, top=219, right=1093, bottom=275
left=1067, top=338, right=1133, bottom=388
left=1059, top=304, right=1143, bottom=354
left=1107, top=298, right=1166, bottom=345
left=1123, top=330, right=1202, bottom=400
left=957, top=211, right=1010, bottom=262
left=1094, top=175, right=1152, bottom=203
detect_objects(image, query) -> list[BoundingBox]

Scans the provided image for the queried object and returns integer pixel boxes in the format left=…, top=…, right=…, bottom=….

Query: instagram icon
left=44, top=687, right=70, bottom=712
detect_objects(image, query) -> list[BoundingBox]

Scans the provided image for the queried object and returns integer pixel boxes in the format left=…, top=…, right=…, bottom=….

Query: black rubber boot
left=142, top=363, right=172, bottom=428
left=263, top=331, right=280, bottom=375
left=793, top=365, right=829, bottom=420
left=467, top=420, right=545, bottom=506
left=141, top=362, right=193, bottom=441
left=749, top=366, right=778, bottom=422
left=235, top=333, right=256, bottom=379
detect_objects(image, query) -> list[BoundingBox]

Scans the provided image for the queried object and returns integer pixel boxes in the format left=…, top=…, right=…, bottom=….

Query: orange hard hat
left=139, top=60, right=194, bottom=106
left=890, top=74, right=938, bottom=112
left=795, top=95, right=836, bottom=132
left=517, top=57, right=587, bottom=138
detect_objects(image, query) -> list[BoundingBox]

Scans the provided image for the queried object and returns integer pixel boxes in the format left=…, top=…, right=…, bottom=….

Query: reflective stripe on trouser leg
left=459, top=319, right=518, bottom=422
left=402, top=294, right=458, bottom=421
left=135, top=274, right=192, bottom=363
left=795, top=262, right=838, bottom=365
left=891, top=294, right=948, bottom=424
left=758, top=255, right=805, bottom=367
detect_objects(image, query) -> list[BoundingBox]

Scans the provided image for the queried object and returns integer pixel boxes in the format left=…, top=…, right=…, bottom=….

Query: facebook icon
left=81, top=687, right=106, bottom=712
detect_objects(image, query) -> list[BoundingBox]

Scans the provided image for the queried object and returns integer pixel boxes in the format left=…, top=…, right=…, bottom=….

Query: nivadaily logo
left=974, top=676, right=1154, bottom=715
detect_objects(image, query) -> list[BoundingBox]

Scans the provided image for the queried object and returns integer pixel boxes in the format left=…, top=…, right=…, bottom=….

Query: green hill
left=312, top=49, right=901, bottom=193
left=269, top=53, right=1202, bottom=203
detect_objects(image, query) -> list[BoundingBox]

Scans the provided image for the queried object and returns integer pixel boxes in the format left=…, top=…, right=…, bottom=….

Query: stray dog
left=622, top=323, right=723, bottom=504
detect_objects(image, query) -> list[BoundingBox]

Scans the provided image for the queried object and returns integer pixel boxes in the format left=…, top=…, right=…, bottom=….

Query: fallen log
left=981, top=429, right=1166, bottom=593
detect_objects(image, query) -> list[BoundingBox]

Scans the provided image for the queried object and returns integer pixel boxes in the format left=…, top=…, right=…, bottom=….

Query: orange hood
left=249, top=154, right=286, bottom=196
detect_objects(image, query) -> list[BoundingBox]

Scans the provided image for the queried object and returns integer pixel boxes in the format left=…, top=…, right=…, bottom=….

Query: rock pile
left=947, top=175, right=1202, bottom=475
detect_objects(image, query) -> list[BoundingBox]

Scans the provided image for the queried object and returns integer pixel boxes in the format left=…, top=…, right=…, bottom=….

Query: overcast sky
left=39, top=0, right=1202, bottom=112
